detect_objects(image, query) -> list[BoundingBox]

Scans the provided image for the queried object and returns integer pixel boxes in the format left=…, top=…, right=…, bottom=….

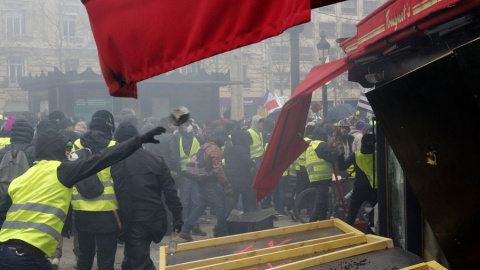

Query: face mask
left=66, top=151, right=79, bottom=161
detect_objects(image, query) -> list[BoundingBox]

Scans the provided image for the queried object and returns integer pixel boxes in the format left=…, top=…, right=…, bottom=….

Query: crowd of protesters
left=0, top=107, right=376, bottom=270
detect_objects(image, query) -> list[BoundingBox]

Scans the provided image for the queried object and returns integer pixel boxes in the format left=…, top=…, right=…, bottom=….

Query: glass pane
left=387, top=144, right=406, bottom=248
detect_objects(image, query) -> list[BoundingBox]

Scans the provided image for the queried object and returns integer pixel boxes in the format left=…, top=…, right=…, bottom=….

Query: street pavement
left=56, top=208, right=300, bottom=269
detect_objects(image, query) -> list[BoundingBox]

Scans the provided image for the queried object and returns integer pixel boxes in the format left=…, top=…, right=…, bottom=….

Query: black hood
left=114, top=122, right=138, bottom=143
left=79, top=130, right=111, bottom=154
left=35, top=129, right=70, bottom=162
left=231, top=130, right=253, bottom=146
left=11, top=119, right=34, bottom=144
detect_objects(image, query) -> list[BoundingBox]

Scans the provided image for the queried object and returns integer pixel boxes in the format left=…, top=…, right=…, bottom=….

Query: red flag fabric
left=253, top=58, right=354, bottom=201
left=82, top=0, right=312, bottom=98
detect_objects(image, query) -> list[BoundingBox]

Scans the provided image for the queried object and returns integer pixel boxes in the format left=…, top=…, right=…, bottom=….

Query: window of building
left=341, top=23, right=356, bottom=38
left=318, top=5, right=335, bottom=13
left=341, top=0, right=357, bottom=14
left=271, top=46, right=289, bottom=62
left=299, top=47, right=313, bottom=62
left=363, top=0, right=378, bottom=15
left=65, top=59, right=79, bottom=72
left=6, top=10, right=26, bottom=37
left=318, top=22, right=336, bottom=39
left=63, top=14, right=76, bottom=37
left=7, top=58, right=25, bottom=87
left=300, top=22, right=314, bottom=38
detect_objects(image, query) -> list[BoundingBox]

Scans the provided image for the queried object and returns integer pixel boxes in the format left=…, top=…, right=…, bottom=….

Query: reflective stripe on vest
left=71, top=140, right=119, bottom=211
left=288, top=163, right=297, bottom=176
left=0, top=160, right=71, bottom=257
left=305, top=140, right=332, bottom=182
left=355, top=151, right=378, bottom=188
left=247, top=129, right=264, bottom=159
left=179, top=136, right=200, bottom=171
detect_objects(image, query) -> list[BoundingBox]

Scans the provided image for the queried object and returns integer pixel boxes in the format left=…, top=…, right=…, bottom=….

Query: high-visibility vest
left=71, top=140, right=118, bottom=211
left=355, top=151, right=378, bottom=188
left=0, top=160, right=71, bottom=257
left=0, top=137, right=10, bottom=150
left=179, top=136, right=200, bottom=171
left=294, top=137, right=312, bottom=170
left=305, top=140, right=333, bottom=182
left=247, top=129, right=264, bottom=159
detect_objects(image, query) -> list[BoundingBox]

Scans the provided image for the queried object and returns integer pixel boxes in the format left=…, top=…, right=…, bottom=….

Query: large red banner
left=82, top=0, right=312, bottom=98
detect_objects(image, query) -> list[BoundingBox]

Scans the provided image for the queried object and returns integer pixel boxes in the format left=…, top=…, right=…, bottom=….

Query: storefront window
left=387, top=144, right=406, bottom=248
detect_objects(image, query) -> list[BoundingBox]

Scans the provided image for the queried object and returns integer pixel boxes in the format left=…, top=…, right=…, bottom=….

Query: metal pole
left=322, top=50, right=328, bottom=119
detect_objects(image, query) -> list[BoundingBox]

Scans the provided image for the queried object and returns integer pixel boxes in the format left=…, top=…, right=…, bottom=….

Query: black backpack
left=72, top=144, right=104, bottom=199
left=185, top=145, right=214, bottom=182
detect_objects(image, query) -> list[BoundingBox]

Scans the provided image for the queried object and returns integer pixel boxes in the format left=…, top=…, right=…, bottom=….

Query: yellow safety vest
left=71, top=140, right=118, bottom=211
left=355, top=151, right=378, bottom=188
left=0, top=160, right=71, bottom=257
left=179, top=136, right=200, bottom=171
left=0, top=137, right=11, bottom=150
left=305, top=140, right=333, bottom=182
left=247, top=129, right=264, bottom=159
left=294, top=137, right=312, bottom=170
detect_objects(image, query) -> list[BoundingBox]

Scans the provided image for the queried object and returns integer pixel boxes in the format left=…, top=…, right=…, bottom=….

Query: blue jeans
left=0, top=244, right=53, bottom=270
left=273, top=176, right=287, bottom=214
left=182, top=181, right=228, bottom=236
left=180, top=177, right=200, bottom=226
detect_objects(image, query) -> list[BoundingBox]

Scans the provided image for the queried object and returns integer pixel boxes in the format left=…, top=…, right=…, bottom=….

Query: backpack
left=0, top=145, right=30, bottom=196
left=72, top=144, right=105, bottom=199
left=185, top=145, right=214, bottom=182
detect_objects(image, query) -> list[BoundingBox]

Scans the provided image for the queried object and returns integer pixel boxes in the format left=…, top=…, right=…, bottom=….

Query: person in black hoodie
left=224, top=130, right=256, bottom=216
left=112, top=122, right=183, bottom=270
left=0, top=126, right=165, bottom=269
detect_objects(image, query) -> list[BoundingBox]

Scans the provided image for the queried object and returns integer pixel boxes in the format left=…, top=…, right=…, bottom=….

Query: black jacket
left=111, top=149, right=182, bottom=224
left=112, top=122, right=182, bottom=242
left=224, top=131, right=255, bottom=186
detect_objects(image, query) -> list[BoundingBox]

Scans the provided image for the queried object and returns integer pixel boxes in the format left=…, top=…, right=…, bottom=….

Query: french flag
left=263, top=89, right=280, bottom=112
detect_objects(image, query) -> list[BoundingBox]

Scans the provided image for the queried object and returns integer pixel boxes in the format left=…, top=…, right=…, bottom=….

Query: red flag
left=253, top=58, right=354, bottom=201
left=82, top=0, right=312, bottom=98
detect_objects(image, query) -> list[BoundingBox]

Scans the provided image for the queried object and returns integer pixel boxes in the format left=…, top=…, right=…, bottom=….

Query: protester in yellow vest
left=305, top=127, right=338, bottom=222
left=337, top=134, right=377, bottom=226
left=247, top=115, right=265, bottom=161
left=0, top=126, right=165, bottom=268
left=178, top=122, right=206, bottom=237
left=70, top=110, right=123, bottom=270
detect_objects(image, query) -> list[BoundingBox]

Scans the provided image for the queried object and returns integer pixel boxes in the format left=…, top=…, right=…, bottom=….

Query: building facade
left=0, top=0, right=100, bottom=114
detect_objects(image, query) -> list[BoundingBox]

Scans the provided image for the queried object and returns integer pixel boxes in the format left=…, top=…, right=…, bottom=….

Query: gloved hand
left=140, top=127, right=166, bottom=143
left=173, top=218, right=184, bottom=233
left=222, top=182, right=233, bottom=196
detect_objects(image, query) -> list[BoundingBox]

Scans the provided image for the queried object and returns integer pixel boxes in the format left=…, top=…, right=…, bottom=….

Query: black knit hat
left=48, top=110, right=66, bottom=123
left=89, top=110, right=115, bottom=136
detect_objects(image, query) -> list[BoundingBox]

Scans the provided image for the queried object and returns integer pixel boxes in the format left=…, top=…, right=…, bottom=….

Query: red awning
left=82, top=0, right=314, bottom=98
left=253, top=58, right=354, bottom=201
